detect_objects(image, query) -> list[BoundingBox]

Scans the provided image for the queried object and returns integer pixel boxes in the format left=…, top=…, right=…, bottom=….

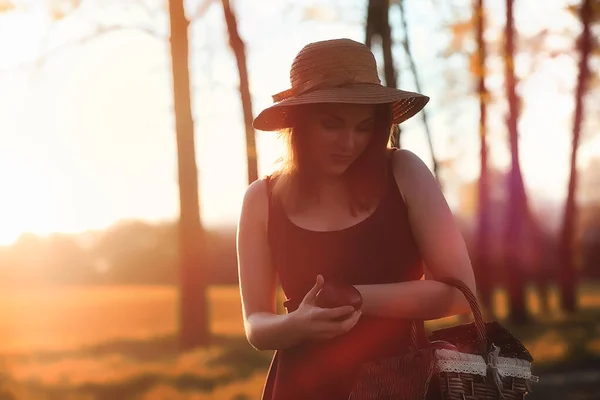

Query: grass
left=0, top=284, right=598, bottom=399
left=0, top=285, right=269, bottom=400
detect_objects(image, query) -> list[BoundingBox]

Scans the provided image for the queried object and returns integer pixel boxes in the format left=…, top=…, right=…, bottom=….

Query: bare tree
left=365, top=0, right=399, bottom=146
left=168, top=0, right=210, bottom=349
left=558, top=0, right=594, bottom=313
left=221, top=0, right=258, bottom=184
left=503, top=0, right=530, bottom=325
left=397, top=0, right=440, bottom=181
left=472, top=0, right=494, bottom=315
left=366, top=0, right=396, bottom=88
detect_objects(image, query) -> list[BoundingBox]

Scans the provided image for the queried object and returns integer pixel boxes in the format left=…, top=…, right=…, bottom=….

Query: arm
left=354, top=149, right=476, bottom=320
left=237, top=179, right=305, bottom=350
left=237, top=179, right=360, bottom=350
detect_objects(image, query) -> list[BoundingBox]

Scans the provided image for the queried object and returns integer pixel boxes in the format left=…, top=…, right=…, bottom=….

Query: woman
left=237, top=38, right=476, bottom=399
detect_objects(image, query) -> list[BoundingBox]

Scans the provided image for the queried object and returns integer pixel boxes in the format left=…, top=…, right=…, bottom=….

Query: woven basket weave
left=348, top=278, right=539, bottom=400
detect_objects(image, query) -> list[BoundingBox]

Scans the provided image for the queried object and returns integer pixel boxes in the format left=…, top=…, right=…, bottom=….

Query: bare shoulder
left=390, top=149, right=439, bottom=199
left=240, top=177, right=270, bottom=230
left=243, top=177, right=269, bottom=205
left=391, top=149, right=433, bottom=180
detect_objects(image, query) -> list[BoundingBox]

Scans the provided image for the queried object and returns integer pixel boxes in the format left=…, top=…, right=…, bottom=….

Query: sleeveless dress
left=263, top=153, right=424, bottom=400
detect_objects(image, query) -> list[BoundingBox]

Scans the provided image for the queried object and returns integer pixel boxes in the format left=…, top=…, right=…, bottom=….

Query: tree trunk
left=379, top=5, right=396, bottom=90
left=473, top=0, right=494, bottom=316
left=168, top=0, right=210, bottom=349
left=221, top=0, right=258, bottom=184
left=366, top=0, right=400, bottom=147
left=504, top=0, right=529, bottom=325
left=559, top=0, right=592, bottom=313
left=398, top=0, right=440, bottom=182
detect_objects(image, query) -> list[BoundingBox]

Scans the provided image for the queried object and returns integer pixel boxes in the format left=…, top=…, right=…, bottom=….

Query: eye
left=357, top=124, right=374, bottom=133
left=321, top=118, right=342, bottom=130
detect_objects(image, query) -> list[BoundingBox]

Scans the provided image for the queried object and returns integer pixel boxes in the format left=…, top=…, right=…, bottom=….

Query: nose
left=338, top=129, right=360, bottom=151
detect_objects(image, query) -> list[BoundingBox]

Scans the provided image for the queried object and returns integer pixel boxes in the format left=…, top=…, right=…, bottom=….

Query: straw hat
left=253, top=38, right=430, bottom=132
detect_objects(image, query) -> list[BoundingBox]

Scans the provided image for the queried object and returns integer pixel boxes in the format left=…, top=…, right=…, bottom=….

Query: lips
left=331, top=154, right=353, bottom=163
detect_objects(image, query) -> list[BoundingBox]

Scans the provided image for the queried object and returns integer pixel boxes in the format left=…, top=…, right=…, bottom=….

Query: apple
left=315, top=282, right=363, bottom=311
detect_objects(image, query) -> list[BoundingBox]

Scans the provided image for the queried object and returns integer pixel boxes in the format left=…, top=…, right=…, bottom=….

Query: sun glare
left=0, top=152, right=68, bottom=245
left=0, top=0, right=594, bottom=246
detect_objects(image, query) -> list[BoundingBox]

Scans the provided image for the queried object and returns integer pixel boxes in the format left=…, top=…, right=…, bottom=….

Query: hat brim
left=252, top=84, right=430, bottom=131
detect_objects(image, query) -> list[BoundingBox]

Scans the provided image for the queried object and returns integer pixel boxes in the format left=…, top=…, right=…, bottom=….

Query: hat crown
left=275, top=39, right=381, bottom=102
left=254, top=38, right=430, bottom=131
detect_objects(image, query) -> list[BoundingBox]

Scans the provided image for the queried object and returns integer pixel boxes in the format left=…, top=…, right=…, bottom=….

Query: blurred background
left=0, top=0, right=599, bottom=399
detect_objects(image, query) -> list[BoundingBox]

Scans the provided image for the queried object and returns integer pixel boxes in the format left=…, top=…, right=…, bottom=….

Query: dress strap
left=264, top=174, right=285, bottom=245
left=264, top=174, right=279, bottom=222
left=265, top=174, right=275, bottom=202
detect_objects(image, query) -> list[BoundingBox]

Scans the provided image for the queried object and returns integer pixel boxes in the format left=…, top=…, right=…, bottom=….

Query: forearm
left=354, top=280, right=472, bottom=320
left=245, top=311, right=305, bottom=351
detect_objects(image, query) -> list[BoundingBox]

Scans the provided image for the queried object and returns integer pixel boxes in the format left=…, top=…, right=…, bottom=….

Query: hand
left=291, top=275, right=362, bottom=342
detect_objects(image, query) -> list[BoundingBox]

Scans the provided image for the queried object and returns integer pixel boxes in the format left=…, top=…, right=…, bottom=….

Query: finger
left=302, top=274, right=324, bottom=304
left=314, top=312, right=362, bottom=340
left=315, top=305, right=356, bottom=320
left=340, top=311, right=362, bottom=332
left=312, top=322, right=343, bottom=340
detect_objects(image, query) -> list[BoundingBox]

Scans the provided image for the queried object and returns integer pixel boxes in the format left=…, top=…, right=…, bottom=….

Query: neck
left=311, top=172, right=346, bottom=192
left=281, top=171, right=349, bottom=211
left=314, top=173, right=344, bottom=186
left=311, top=175, right=349, bottom=207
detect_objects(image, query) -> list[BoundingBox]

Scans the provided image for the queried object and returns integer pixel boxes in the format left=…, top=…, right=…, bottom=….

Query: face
left=301, top=103, right=375, bottom=177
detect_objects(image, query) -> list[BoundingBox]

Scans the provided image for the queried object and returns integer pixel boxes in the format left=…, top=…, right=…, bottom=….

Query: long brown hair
left=271, top=103, right=395, bottom=214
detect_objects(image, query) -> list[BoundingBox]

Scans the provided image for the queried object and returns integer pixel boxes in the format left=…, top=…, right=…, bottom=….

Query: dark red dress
left=262, top=156, right=424, bottom=399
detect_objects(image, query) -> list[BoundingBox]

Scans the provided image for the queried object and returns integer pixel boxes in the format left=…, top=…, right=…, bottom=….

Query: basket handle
left=410, top=278, right=487, bottom=352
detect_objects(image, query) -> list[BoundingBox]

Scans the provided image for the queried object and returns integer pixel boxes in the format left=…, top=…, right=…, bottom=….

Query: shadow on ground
left=0, top=334, right=273, bottom=400
left=1, top=311, right=600, bottom=399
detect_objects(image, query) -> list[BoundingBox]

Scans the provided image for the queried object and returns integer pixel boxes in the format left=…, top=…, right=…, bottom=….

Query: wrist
left=285, top=309, right=307, bottom=344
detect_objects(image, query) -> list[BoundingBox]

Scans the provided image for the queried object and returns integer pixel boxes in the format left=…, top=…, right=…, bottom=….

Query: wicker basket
left=348, top=279, right=539, bottom=400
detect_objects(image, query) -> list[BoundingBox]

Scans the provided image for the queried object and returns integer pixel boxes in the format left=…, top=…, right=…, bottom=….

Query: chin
left=323, top=164, right=351, bottom=176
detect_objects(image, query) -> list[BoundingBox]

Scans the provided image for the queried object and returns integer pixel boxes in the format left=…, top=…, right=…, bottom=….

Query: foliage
left=48, top=0, right=81, bottom=20
left=0, top=0, right=14, bottom=13
left=0, top=221, right=238, bottom=287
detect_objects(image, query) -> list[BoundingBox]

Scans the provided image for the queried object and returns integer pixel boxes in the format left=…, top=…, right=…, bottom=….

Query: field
left=0, top=284, right=599, bottom=399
